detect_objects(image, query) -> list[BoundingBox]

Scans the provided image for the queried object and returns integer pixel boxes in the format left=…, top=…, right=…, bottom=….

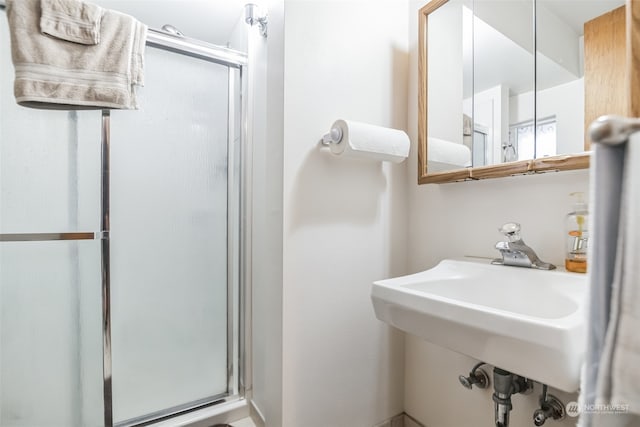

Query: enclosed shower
left=0, top=3, right=250, bottom=426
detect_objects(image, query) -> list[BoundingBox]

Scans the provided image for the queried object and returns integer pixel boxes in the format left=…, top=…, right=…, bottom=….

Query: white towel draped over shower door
left=5, top=0, right=147, bottom=110
left=580, top=131, right=640, bottom=427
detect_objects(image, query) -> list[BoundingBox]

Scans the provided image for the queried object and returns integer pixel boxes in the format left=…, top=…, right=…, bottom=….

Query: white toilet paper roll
left=327, top=119, right=410, bottom=163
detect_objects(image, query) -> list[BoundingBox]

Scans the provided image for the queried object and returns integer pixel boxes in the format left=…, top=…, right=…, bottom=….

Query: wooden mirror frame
left=417, top=0, right=637, bottom=184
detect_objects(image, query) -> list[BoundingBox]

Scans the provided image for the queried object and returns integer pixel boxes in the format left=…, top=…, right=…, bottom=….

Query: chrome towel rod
left=590, top=115, right=640, bottom=146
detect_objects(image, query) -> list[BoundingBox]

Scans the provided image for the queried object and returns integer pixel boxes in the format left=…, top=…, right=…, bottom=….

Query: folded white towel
left=40, top=0, right=103, bottom=45
left=6, top=0, right=147, bottom=110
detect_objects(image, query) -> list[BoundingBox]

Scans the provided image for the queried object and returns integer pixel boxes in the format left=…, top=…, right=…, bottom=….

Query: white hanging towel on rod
left=321, top=119, right=410, bottom=163
left=579, top=115, right=640, bottom=427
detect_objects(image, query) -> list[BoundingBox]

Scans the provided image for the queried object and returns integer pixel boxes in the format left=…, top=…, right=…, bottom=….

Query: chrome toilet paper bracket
left=321, top=126, right=343, bottom=145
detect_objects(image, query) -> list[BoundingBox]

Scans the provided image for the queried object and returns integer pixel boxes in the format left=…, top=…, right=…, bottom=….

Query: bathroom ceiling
left=539, top=0, right=625, bottom=36
left=93, top=0, right=246, bottom=46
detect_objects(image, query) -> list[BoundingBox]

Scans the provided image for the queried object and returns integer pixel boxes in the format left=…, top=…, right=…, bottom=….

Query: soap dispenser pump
left=565, top=192, right=589, bottom=273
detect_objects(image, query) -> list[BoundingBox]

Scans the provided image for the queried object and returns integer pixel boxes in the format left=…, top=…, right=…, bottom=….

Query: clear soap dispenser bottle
left=565, top=192, right=589, bottom=273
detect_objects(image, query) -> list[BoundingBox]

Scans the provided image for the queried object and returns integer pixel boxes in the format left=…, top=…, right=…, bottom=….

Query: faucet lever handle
left=498, top=222, right=522, bottom=243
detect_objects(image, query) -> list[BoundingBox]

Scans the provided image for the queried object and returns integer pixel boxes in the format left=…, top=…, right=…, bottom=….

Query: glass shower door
left=109, top=46, right=239, bottom=424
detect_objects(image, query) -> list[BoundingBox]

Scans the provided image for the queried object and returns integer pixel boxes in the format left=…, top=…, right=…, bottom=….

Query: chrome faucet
left=492, top=223, right=556, bottom=270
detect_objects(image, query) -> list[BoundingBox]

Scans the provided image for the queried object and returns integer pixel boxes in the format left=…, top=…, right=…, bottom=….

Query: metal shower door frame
left=103, top=31, right=249, bottom=427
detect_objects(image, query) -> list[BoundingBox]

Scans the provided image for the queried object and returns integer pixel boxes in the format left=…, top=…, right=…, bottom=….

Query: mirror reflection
left=536, top=0, right=625, bottom=158
left=467, top=0, right=534, bottom=167
left=426, top=0, right=625, bottom=173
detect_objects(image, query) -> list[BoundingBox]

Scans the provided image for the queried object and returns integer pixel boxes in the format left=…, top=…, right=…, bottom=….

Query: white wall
left=464, top=85, right=510, bottom=165
left=472, top=0, right=533, bottom=57
left=92, top=0, right=244, bottom=46
left=249, top=0, right=285, bottom=425
left=428, top=0, right=464, bottom=144
left=281, top=1, right=409, bottom=426
left=510, top=78, right=585, bottom=155
left=537, top=2, right=581, bottom=78
left=405, top=1, right=589, bottom=425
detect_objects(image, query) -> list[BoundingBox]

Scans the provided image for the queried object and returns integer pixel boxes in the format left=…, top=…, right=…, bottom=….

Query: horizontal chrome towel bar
left=590, top=115, right=640, bottom=146
left=0, top=232, right=106, bottom=242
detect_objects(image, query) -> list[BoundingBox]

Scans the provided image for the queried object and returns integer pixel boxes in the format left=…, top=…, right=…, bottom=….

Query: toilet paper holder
left=319, top=119, right=410, bottom=163
left=321, top=127, right=344, bottom=145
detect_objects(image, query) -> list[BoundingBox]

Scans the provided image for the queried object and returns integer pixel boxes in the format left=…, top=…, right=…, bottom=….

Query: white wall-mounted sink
left=371, top=258, right=587, bottom=392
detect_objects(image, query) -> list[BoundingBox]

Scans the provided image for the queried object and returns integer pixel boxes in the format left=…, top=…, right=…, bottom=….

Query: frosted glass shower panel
left=110, top=47, right=231, bottom=422
left=0, top=16, right=101, bottom=233
left=0, top=241, right=104, bottom=427
left=1, top=14, right=104, bottom=427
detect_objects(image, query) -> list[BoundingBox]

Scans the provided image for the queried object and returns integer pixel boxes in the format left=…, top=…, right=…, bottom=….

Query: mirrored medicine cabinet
left=418, top=0, right=634, bottom=184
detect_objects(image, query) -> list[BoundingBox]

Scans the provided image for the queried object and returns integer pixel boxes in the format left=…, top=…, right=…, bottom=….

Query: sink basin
left=371, top=258, right=587, bottom=392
